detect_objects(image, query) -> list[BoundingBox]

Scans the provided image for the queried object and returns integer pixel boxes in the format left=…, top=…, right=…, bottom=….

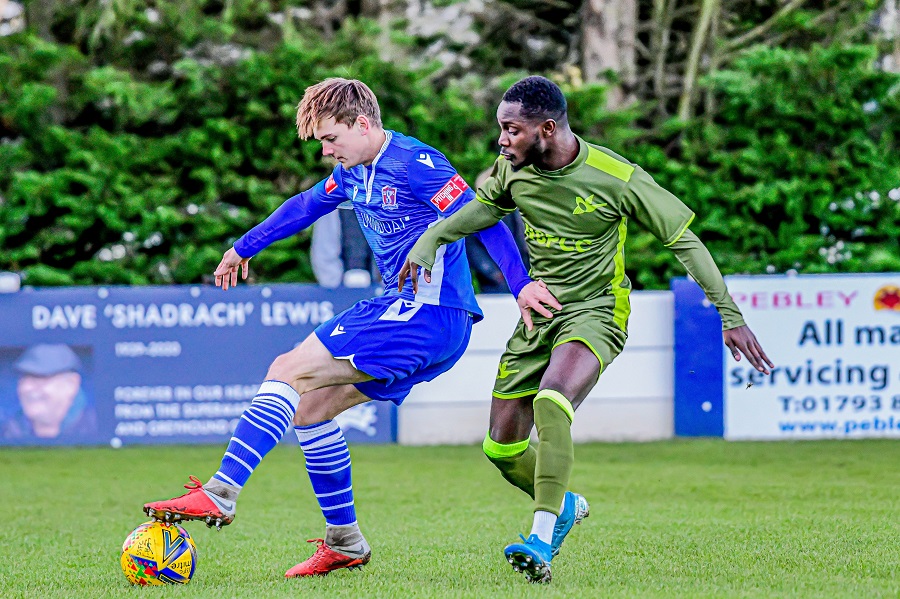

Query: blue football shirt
left=235, top=131, right=517, bottom=320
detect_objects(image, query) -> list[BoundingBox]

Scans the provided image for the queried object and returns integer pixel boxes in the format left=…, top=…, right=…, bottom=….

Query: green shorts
left=492, top=302, right=628, bottom=399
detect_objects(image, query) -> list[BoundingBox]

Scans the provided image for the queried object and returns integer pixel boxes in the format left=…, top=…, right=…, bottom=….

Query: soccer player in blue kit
left=143, top=78, right=561, bottom=577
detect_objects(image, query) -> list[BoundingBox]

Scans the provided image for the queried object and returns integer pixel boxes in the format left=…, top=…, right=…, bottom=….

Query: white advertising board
left=724, top=274, right=900, bottom=439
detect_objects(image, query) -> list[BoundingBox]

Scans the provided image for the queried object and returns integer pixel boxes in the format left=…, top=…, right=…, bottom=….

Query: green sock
left=533, top=390, right=574, bottom=516
left=482, top=434, right=536, bottom=499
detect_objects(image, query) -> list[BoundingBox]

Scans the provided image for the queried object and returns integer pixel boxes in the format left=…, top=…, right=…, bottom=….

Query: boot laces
left=183, top=475, right=204, bottom=491
left=304, top=539, right=329, bottom=567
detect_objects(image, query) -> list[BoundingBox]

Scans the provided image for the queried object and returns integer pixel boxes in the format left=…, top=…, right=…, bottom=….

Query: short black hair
left=502, top=76, right=567, bottom=123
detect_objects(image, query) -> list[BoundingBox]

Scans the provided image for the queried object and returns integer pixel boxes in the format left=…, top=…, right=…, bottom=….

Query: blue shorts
left=314, top=296, right=474, bottom=405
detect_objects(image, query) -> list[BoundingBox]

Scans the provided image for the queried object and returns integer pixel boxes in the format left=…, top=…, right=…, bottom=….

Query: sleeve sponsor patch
left=324, top=174, right=338, bottom=194
left=429, top=174, right=469, bottom=212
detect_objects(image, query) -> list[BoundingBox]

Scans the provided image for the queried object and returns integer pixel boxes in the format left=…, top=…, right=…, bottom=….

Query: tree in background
left=0, top=5, right=501, bottom=285
left=627, top=44, right=900, bottom=287
left=0, top=0, right=897, bottom=288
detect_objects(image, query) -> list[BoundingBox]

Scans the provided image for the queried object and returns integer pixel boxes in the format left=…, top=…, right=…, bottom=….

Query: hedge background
left=1, top=1, right=898, bottom=288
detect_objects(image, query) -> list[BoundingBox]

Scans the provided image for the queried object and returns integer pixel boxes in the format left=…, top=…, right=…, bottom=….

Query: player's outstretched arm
left=235, top=188, right=341, bottom=260
left=668, top=229, right=774, bottom=374
left=218, top=174, right=346, bottom=290
left=618, top=165, right=773, bottom=373
left=399, top=199, right=505, bottom=293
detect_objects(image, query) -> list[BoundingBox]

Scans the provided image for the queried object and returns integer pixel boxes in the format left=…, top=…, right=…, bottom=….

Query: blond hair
left=295, top=78, right=382, bottom=140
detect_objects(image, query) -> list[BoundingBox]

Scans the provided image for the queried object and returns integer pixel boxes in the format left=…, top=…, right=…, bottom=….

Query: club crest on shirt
left=381, top=185, right=398, bottom=210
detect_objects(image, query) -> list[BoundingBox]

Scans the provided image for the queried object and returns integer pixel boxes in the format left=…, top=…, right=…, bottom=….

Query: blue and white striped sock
left=212, top=380, right=297, bottom=492
left=295, top=420, right=356, bottom=526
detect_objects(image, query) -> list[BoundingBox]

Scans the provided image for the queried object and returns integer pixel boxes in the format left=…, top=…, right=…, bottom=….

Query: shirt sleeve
left=616, top=166, right=695, bottom=246
left=475, top=156, right=516, bottom=213
left=234, top=167, right=348, bottom=258
left=669, top=229, right=746, bottom=330
left=407, top=149, right=474, bottom=217
left=407, top=150, right=531, bottom=297
left=407, top=200, right=504, bottom=271
left=472, top=223, right=531, bottom=297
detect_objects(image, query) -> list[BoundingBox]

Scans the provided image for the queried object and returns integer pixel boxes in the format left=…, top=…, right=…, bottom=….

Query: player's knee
left=266, top=352, right=292, bottom=381
left=534, top=389, right=575, bottom=427
left=293, top=402, right=327, bottom=427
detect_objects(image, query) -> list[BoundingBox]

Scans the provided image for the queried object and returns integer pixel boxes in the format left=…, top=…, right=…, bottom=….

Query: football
left=120, top=521, right=197, bottom=585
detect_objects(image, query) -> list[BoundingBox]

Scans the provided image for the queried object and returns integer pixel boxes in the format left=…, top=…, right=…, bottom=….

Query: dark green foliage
left=0, top=19, right=499, bottom=286
left=621, top=45, right=900, bottom=288
left=1, top=5, right=897, bottom=289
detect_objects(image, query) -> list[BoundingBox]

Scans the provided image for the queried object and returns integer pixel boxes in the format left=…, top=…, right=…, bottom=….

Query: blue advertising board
left=673, top=277, right=725, bottom=437
left=0, top=284, right=396, bottom=447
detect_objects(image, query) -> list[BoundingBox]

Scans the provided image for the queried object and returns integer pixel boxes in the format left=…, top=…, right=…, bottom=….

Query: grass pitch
left=0, top=440, right=898, bottom=598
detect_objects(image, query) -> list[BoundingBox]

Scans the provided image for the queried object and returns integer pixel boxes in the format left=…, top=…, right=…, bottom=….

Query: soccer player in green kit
left=399, top=76, right=773, bottom=584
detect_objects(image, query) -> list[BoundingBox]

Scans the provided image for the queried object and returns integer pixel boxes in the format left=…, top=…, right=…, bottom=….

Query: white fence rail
left=399, top=291, right=675, bottom=445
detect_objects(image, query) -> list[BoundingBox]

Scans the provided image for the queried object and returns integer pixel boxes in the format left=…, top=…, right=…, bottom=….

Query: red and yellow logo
left=873, top=285, right=900, bottom=311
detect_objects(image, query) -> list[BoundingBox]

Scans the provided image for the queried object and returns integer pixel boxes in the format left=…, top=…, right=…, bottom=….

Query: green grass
left=1, top=440, right=898, bottom=598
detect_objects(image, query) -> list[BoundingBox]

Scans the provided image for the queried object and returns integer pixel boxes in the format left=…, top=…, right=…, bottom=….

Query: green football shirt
left=476, top=136, right=694, bottom=330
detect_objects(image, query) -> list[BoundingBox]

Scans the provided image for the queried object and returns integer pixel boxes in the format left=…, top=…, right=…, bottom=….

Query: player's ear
left=356, top=115, right=370, bottom=135
left=541, top=119, right=557, bottom=138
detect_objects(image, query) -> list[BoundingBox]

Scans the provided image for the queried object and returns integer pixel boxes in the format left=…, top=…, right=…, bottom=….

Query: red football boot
left=284, top=538, right=371, bottom=578
left=143, top=476, right=235, bottom=530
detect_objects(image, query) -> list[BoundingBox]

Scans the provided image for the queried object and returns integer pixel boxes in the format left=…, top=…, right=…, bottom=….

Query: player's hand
left=397, top=258, right=431, bottom=295
left=214, top=247, right=250, bottom=291
left=723, top=325, right=774, bottom=375
left=517, top=280, right=562, bottom=331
